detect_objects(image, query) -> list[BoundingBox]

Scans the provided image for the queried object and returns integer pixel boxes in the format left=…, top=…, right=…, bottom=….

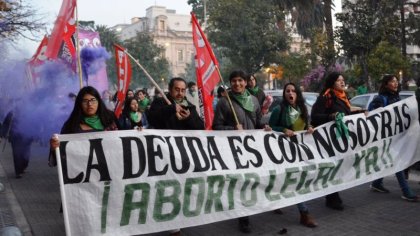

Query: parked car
left=262, top=90, right=319, bottom=124
left=350, top=91, right=414, bottom=110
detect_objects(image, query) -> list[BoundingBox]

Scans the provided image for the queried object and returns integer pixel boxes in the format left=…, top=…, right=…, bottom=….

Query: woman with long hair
left=369, top=74, right=418, bottom=202
left=311, top=72, right=364, bottom=210
left=49, top=86, right=119, bottom=165
left=118, top=97, right=148, bottom=129
left=269, top=82, right=317, bottom=228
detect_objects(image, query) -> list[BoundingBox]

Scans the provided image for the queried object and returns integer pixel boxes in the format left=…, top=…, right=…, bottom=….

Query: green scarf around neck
left=130, top=111, right=140, bottom=123
left=248, top=86, right=259, bottom=95
left=285, top=105, right=301, bottom=127
left=83, top=115, right=104, bottom=131
left=175, top=98, right=189, bottom=107
left=231, top=90, right=254, bottom=112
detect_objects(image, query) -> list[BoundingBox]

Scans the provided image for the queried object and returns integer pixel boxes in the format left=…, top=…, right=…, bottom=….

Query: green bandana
left=231, top=90, right=254, bottom=112
left=175, top=98, right=189, bottom=107
left=139, top=98, right=150, bottom=108
left=83, top=115, right=104, bottom=131
left=285, top=105, right=301, bottom=127
left=248, top=86, right=259, bottom=95
left=335, top=112, right=349, bottom=139
left=130, top=111, right=140, bottom=123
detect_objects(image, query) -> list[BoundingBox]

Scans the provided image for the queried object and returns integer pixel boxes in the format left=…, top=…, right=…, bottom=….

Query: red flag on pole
left=45, top=0, right=77, bottom=60
left=113, top=44, right=132, bottom=118
left=191, top=12, right=220, bottom=130
left=27, top=35, right=49, bottom=84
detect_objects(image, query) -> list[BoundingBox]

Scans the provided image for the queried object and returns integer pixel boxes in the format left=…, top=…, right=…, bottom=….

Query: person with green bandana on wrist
left=311, top=72, right=365, bottom=211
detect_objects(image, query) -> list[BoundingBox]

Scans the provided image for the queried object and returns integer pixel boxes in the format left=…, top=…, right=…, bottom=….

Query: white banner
left=57, top=96, right=420, bottom=236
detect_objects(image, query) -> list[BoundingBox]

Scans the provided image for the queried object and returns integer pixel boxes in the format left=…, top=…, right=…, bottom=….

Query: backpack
left=368, top=95, right=388, bottom=111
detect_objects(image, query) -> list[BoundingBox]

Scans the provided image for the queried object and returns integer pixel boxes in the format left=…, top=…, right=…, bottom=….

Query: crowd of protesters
left=1, top=70, right=419, bottom=236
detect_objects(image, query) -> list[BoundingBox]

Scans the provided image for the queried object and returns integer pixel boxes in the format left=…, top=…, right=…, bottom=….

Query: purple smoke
left=0, top=58, right=79, bottom=144
left=80, top=46, right=110, bottom=77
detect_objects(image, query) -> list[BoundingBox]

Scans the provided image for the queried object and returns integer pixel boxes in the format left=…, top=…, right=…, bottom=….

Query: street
left=0, top=142, right=419, bottom=236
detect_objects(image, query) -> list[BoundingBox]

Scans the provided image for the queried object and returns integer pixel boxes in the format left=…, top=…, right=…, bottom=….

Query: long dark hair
left=122, top=97, right=138, bottom=118
left=61, top=86, right=115, bottom=134
left=378, top=74, right=399, bottom=94
left=282, top=82, right=309, bottom=122
left=320, top=72, right=343, bottom=95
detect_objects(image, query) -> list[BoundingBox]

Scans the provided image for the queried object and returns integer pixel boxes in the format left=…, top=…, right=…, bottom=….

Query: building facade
left=111, top=6, right=194, bottom=77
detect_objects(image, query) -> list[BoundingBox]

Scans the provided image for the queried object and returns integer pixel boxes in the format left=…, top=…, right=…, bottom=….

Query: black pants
left=325, top=192, right=342, bottom=204
left=11, top=136, right=32, bottom=176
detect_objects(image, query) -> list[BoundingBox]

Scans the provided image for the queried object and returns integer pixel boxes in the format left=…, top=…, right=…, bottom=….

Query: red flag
left=191, top=12, right=220, bottom=130
left=113, top=44, right=132, bottom=118
left=45, top=0, right=77, bottom=59
left=27, top=36, right=49, bottom=84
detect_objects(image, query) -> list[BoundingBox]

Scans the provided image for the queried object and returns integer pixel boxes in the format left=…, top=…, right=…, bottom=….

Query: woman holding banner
left=49, top=86, right=119, bottom=165
left=311, top=72, right=363, bottom=210
left=368, top=74, right=418, bottom=202
left=268, top=82, right=318, bottom=228
left=118, top=97, right=148, bottom=129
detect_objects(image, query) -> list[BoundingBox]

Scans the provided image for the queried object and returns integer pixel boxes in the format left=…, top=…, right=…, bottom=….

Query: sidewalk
left=0, top=142, right=419, bottom=236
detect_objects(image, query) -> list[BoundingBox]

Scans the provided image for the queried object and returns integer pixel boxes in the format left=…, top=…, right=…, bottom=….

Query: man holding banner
left=213, top=70, right=270, bottom=233
left=147, top=77, right=204, bottom=235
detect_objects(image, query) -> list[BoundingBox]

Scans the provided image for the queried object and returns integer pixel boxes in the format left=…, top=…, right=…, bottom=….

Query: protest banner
left=55, top=96, right=420, bottom=235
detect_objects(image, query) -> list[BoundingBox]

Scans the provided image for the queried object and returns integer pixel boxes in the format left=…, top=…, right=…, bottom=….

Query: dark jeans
left=11, top=136, right=32, bottom=176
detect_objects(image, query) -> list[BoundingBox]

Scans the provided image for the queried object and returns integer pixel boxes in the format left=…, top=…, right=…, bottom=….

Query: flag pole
left=190, top=12, right=239, bottom=127
left=75, top=5, right=83, bottom=89
left=215, top=65, right=240, bottom=126
left=123, top=50, right=172, bottom=105
left=54, top=141, right=72, bottom=236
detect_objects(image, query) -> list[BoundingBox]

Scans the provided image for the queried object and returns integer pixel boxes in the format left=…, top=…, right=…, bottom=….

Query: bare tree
left=0, top=0, right=44, bottom=41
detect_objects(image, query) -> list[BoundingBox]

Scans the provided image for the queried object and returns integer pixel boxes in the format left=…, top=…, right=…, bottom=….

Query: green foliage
left=124, top=32, right=170, bottom=89
left=188, top=0, right=205, bottom=22
left=335, top=0, right=401, bottom=80
left=406, top=12, right=420, bottom=46
left=335, top=0, right=400, bottom=60
left=307, top=29, right=337, bottom=68
left=205, top=0, right=289, bottom=73
left=367, top=41, right=411, bottom=87
left=277, top=53, right=310, bottom=85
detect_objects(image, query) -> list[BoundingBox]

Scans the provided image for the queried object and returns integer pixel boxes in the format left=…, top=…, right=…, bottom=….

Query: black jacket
left=147, top=95, right=204, bottom=130
left=311, top=91, right=353, bottom=127
left=369, top=91, right=400, bottom=110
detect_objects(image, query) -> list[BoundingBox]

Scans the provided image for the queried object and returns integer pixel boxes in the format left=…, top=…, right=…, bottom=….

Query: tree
left=180, top=54, right=196, bottom=83
left=203, top=0, right=288, bottom=74
left=0, top=0, right=44, bottom=41
left=335, top=0, right=400, bottom=85
left=367, top=41, right=411, bottom=87
left=277, top=53, right=310, bottom=85
left=124, top=32, right=170, bottom=89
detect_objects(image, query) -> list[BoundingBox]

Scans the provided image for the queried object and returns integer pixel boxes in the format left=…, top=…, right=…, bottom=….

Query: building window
left=177, top=50, right=184, bottom=62
left=159, top=20, right=165, bottom=31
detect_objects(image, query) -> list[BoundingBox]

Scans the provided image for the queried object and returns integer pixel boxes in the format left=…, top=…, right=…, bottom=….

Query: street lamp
left=399, top=70, right=403, bottom=84
left=265, top=68, right=271, bottom=89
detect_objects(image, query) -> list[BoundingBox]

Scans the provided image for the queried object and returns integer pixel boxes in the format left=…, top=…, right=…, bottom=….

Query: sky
left=18, top=0, right=341, bottom=58
left=18, top=0, right=192, bottom=57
